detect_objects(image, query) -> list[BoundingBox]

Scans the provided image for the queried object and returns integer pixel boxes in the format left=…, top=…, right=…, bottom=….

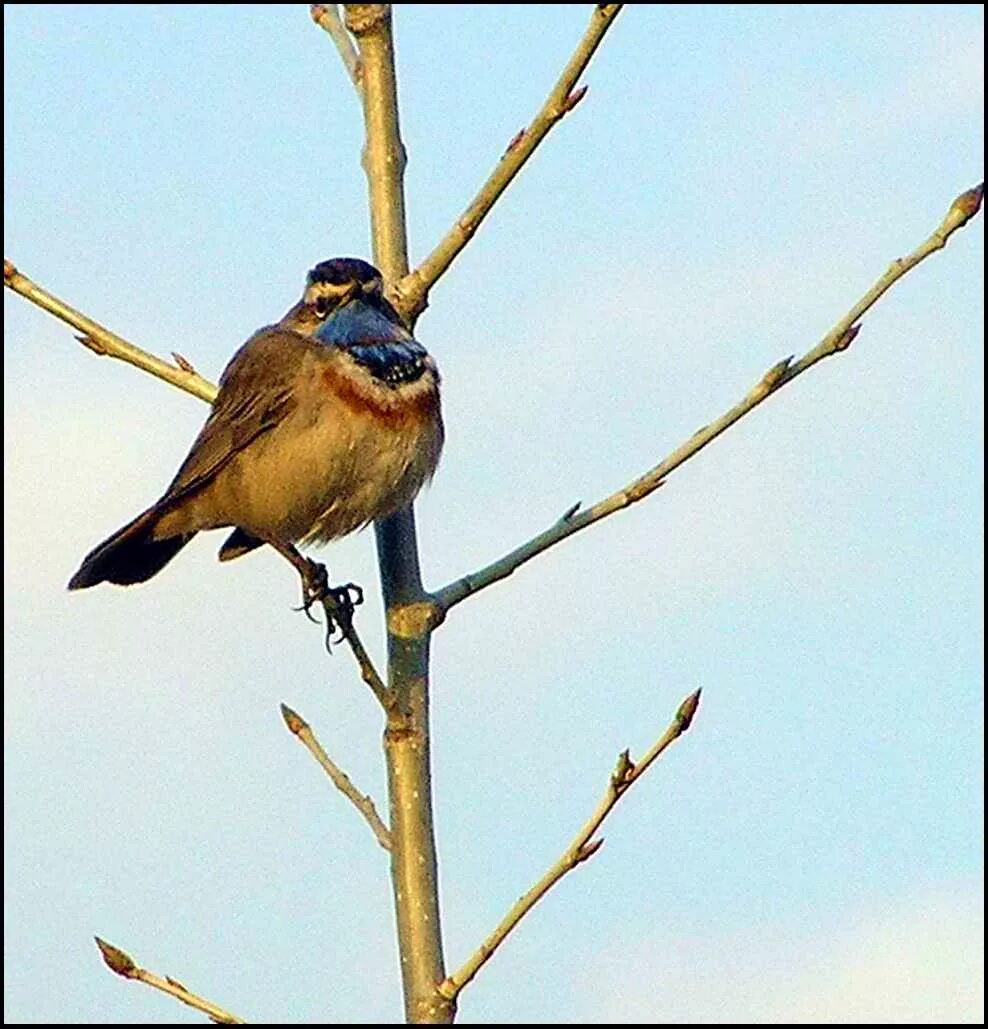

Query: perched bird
left=68, top=258, right=443, bottom=607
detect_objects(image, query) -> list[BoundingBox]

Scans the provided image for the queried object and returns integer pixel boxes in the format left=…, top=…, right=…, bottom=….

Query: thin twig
left=391, top=4, right=624, bottom=324
left=4, top=259, right=217, bottom=403
left=326, top=599, right=395, bottom=711
left=433, top=182, right=985, bottom=615
left=94, top=937, right=246, bottom=1024
left=281, top=704, right=392, bottom=851
left=439, top=689, right=702, bottom=1002
left=311, top=4, right=362, bottom=93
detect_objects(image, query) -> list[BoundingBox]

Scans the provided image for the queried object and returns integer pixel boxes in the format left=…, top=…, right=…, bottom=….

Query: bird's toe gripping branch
left=319, top=581, right=365, bottom=651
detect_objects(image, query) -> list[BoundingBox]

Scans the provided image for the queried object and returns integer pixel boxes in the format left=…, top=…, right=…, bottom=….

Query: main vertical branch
left=344, top=4, right=452, bottom=1023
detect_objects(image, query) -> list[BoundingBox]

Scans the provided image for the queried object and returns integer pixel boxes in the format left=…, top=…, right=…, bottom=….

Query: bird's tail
left=67, top=506, right=195, bottom=590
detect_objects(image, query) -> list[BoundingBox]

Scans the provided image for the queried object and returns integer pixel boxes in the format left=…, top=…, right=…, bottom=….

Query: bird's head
left=280, top=257, right=398, bottom=336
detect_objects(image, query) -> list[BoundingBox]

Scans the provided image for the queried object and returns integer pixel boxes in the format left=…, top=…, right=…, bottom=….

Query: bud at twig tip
left=3, top=259, right=16, bottom=282
left=948, top=182, right=984, bottom=226
left=95, top=936, right=137, bottom=977
left=280, top=703, right=307, bottom=734
left=675, top=688, right=702, bottom=732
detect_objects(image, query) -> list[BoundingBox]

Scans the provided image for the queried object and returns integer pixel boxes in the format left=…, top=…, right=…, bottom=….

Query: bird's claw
left=291, top=559, right=330, bottom=622
left=289, top=559, right=363, bottom=650
left=321, top=583, right=364, bottom=652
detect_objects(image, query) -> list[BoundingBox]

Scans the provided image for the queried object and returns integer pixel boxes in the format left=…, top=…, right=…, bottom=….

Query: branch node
left=171, top=351, right=198, bottom=373
left=503, top=128, right=527, bottom=157
left=761, top=355, right=794, bottom=391
left=563, top=84, right=589, bottom=113
left=343, top=3, right=390, bottom=36
left=576, top=838, right=605, bottom=863
left=561, top=500, right=582, bottom=521
left=833, top=324, right=861, bottom=352
left=611, top=748, right=635, bottom=788
left=75, top=333, right=109, bottom=356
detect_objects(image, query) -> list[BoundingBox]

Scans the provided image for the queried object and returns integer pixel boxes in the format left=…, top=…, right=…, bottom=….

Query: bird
left=67, top=257, right=444, bottom=613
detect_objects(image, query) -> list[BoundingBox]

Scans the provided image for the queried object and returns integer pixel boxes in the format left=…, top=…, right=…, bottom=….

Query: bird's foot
left=320, top=582, right=364, bottom=651
left=290, top=558, right=363, bottom=648
left=292, top=558, right=331, bottom=623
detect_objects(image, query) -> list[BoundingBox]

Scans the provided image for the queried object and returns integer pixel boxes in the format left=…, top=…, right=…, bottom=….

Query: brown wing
left=162, top=327, right=318, bottom=503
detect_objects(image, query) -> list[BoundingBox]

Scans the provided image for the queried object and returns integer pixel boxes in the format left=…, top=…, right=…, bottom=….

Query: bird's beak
left=314, top=292, right=415, bottom=347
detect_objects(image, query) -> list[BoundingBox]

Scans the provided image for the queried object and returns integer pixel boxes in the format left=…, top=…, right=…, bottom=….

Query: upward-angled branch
left=311, top=4, right=363, bottom=94
left=433, top=182, right=984, bottom=616
left=392, top=4, right=624, bottom=325
left=3, top=260, right=217, bottom=403
left=281, top=704, right=392, bottom=851
left=440, top=689, right=702, bottom=1002
left=94, top=937, right=245, bottom=1024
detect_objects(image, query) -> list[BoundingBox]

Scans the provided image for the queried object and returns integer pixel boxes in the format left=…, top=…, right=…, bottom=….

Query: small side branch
left=433, top=183, right=984, bottom=615
left=311, top=4, right=362, bottom=94
left=281, top=704, right=392, bottom=851
left=94, top=937, right=245, bottom=1024
left=4, top=259, right=217, bottom=404
left=332, top=608, right=395, bottom=711
left=392, top=4, right=624, bottom=324
left=439, top=689, right=702, bottom=1002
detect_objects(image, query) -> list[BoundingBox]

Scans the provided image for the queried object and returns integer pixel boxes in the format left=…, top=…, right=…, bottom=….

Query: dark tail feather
left=217, top=527, right=264, bottom=563
left=68, top=508, right=195, bottom=590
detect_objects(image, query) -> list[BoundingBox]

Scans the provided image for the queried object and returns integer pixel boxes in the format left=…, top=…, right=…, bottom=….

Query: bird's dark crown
left=307, top=257, right=382, bottom=287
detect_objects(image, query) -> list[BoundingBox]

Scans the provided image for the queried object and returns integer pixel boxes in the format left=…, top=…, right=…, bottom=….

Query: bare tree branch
left=323, top=596, right=395, bottom=711
left=344, top=4, right=453, bottom=1023
left=3, top=259, right=217, bottom=403
left=311, top=4, right=362, bottom=94
left=433, top=182, right=985, bottom=616
left=94, top=937, right=246, bottom=1024
left=391, top=4, right=624, bottom=324
left=439, top=689, right=702, bottom=1002
left=281, top=704, right=392, bottom=851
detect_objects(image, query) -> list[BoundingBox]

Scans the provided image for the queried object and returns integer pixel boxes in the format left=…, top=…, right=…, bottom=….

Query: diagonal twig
left=439, top=688, right=702, bottom=1002
left=4, top=259, right=217, bottom=403
left=281, top=704, right=392, bottom=851
left=432, top=182, right=985, bottom=616
left=325, top=596, right=395, bottom=711
left=311, top=4, right=362, bottom=94
left=391, top=4, right=624, bottom=324
left=94, top=937, right=245, bottom=1024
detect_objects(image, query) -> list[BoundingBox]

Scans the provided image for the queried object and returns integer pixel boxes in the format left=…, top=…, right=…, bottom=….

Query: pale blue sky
left=4, top=4, right=984, bottom=1024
